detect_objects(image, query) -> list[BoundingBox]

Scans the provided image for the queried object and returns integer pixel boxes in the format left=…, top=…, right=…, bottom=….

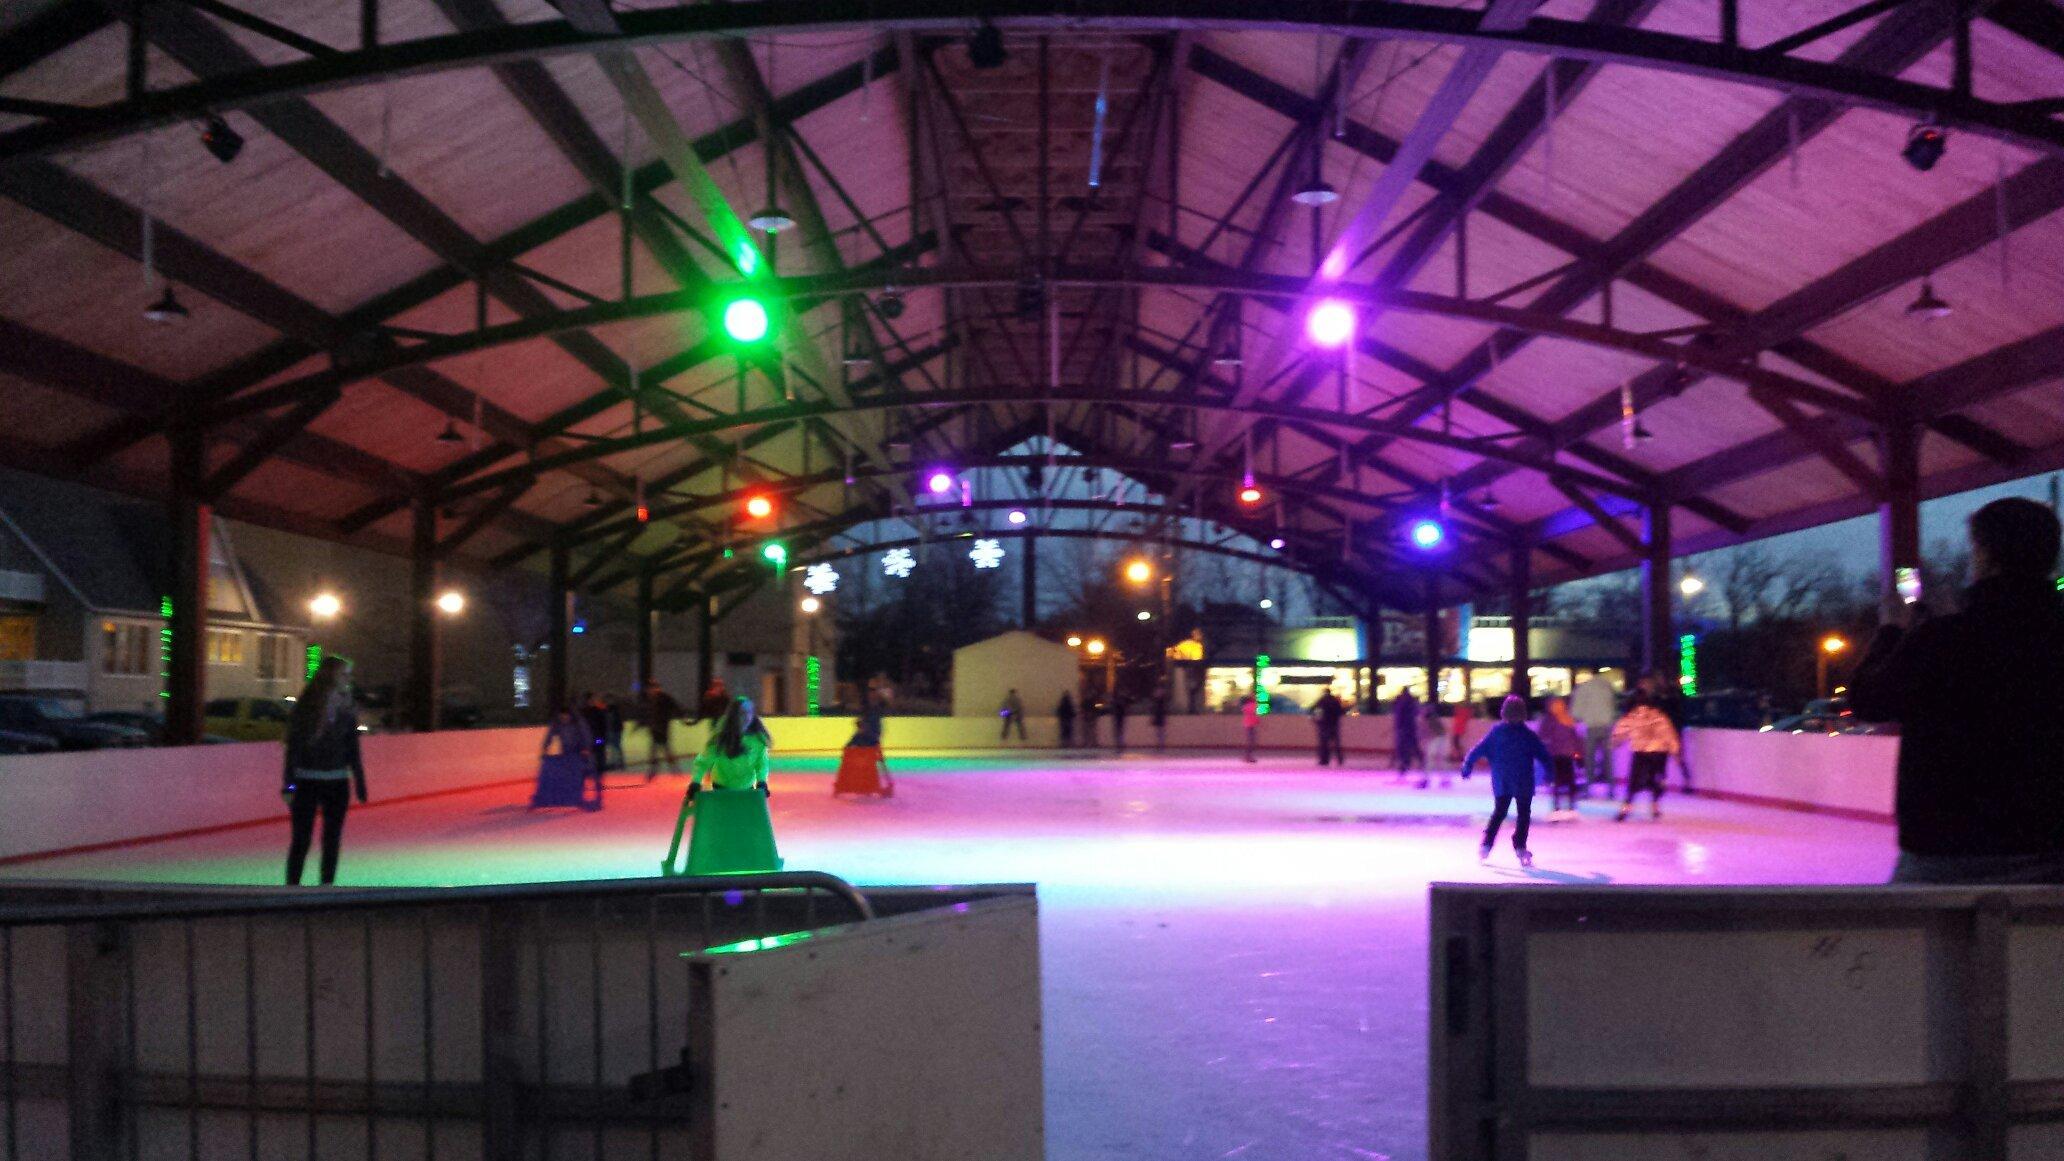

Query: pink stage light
left=927, top=470, right=955, bottom=495
left=1306, top=299, right=1355, bottom=349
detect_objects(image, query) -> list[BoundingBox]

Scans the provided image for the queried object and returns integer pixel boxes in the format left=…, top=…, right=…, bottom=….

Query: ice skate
left=1517, top=850, right=1533, bottom=869
left=1477, top=842, right=1492, bottom=863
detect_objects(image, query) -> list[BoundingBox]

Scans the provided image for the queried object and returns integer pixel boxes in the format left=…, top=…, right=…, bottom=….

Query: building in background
left=0, top=469, right=303, bottom=712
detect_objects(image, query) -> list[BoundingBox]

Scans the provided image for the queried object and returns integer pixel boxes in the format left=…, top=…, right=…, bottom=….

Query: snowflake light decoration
left=803, top=563, right=839, bottom=595
left=969, top=538, right=1005, bottom=569
left=882, top=547, right=916, bottom=578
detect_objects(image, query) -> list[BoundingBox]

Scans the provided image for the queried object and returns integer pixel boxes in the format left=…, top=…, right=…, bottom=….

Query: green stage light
left=723, top=298, right=771, bottom=343
left=761, top=542, right=787, bottom=566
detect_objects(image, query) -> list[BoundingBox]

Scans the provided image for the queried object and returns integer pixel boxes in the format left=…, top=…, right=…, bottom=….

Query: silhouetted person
left=1110, top=695, right=1129, bottom=751
left=282, top=657, right=368, bottom=886
left=1853, top=497, right=2064, bottom=884
left=1240, top=694, right=1259, bottom=762
left=1055, top=692, right=1077, bottom=748
left=1000, top=688, right=1027, bottom=741
left=581, top=690, right=611, bottom=776
left=1150, top=687, right=1169, bottom=751
left=696, top=676, right=730, bottom=723
left=1313, top=689, right=1346, bottom=766
left=644, top=682, right=685, bottom=780
left=1391, top=689, right=1423, bottom=781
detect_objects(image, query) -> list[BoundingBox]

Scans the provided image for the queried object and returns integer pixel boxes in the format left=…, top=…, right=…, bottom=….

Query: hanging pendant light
left=1906, top=276, right=1952, bottom=320
left=143, top=285, right=189, bottom=323
left=1291, top=178, right=1338, bottom=207
left=582, top=488, right=602, bottom=507
left=748, top=205, right=795, bottom=233
left=434, top=419, right=464, bottom=445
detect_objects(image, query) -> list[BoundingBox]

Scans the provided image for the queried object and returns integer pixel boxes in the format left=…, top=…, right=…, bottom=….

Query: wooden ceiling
left=1, top=0, right=2062, bottom=610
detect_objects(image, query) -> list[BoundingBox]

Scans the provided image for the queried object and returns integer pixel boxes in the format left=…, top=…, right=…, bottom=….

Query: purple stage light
left=927, top=470, right=955, bottom=495
left=1306, top=299, right=1356, bottom=348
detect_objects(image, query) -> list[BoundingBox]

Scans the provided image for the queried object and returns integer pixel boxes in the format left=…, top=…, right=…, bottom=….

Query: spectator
left=1462, top=696, right=1552, bottom=868
left=580, top=690, right=611, bottom=776
left=1000, top=688, right=1027, bottom=742
left=1313, top=689, right=1346, bottom=767
left=1610, top=692, right=1679, bottom=821
left=1852, top=497, right=2064, bottom=884
left=1110, top=695, right=1129, bottom=752
left=1055, top=692, right=1077, bottom=748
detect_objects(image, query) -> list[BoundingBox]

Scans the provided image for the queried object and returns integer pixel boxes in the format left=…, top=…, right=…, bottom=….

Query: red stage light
left=744, top=494, right=775, bottom=520
left=1238, top=485, right=1263, bottom=505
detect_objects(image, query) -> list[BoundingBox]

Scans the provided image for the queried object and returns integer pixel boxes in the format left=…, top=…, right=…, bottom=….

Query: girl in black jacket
left=282, top=656, right=368, bottom=885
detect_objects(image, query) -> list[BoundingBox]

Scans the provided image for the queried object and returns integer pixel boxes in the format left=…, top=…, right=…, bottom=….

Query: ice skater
left=643, top=681, right=686, bottom=780
left=833, top=696, right=894, bottom=797
left=1391, top=688, right=1423, bottom=782
left=1240, top=693, right=1260, bottom=762
left=532, top=703, right=601, bottom=810
left=1610, top=692, right=1681, bottom=821
left=1536, top=696, right=1583, bottom=819
left=662, top=697, right=781, bottom=876
left=282, top=656, right=369, bottom=886
left=1461, top=696, right=1552, bottom=868
left=1055, top=692, right=1077, bottom=748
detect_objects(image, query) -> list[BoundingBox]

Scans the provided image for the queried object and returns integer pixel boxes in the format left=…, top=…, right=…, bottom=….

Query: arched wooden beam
left=212, top=263, right=1876, bottom=426
left=3, top=1, right=2056, bottom=160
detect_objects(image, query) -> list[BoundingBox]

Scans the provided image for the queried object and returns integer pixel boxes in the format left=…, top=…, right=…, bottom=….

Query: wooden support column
left=547, top=542, right=570, bottom=714
left=165, top=422, right=209, bottom=747
left=1879, top=421, right=1922, bottom=602
left=635, top=569, right=656, bottom=693
left=1641, top=503, right=1673, bottom=676
left=1363, top=599, right=1385, bottom=711
left=1021, top=532, right=1038, bottom=628
left=696, top=593, right=715, bottom=703
left=1423, top=575, right=1443, bottom=701
left=406, top=495, right=441, bottom=732
left=1510, top=543, right=1533, bottom=702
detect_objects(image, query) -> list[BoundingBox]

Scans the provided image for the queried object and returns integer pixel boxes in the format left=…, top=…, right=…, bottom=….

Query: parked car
left=203, top=697, right=293, bottom=741
left=87, top=710, right=236, bottom=746
left=0, top=726, right=60, bottom=754
left=0, top=696, right=150, bottom=750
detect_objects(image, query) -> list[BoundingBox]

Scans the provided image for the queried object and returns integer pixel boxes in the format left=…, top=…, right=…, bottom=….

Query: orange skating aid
left=832, top=745, right=895, bottom=797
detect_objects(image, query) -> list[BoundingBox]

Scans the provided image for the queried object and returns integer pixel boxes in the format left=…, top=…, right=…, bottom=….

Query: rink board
left=0, top=877, right=1039, bottom=1161
left=1429, top=885, right=2064, bottom=1161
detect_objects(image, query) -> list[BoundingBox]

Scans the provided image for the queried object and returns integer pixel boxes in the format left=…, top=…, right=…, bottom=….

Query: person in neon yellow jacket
left=662, top=697, right=782, bottom=875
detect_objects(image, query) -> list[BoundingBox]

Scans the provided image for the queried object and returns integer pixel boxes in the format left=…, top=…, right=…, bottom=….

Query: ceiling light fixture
left=1906, top=276, right=1952, bottom=320
left=876, top=287, right=905, bottom=320
left=1291, top=178, right=1339, bottom=207
left=199, top=114, right=243, bottom=163
left=143, top=285, right=189, bottom=323
left=435, top=419, right=464, bottom=444
left=747, top=205, right=795, bottom=234
left=1902, top=121, right=1947, bottom=172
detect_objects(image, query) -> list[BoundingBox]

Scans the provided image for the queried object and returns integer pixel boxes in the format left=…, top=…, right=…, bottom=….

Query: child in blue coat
left=1462, top=695, right=1554, bottom=867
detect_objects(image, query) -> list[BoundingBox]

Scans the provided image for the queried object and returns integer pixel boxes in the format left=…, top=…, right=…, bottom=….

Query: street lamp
left=309, top=592, right=342, bottom=620
left=1123, top=558, right=1153, bottom=585
left=1085, top=639, right=1107, bottom=657
left=1066, top=635, right=1083, bottom=648
left=1137, top=610, right=1152, bottom=621
left=799, top=596, right=822, bottom=614
left=1817, top=633, right=1848, bottom=700
left=1680, top=575, right=1705, bottom=597
left=435, top=590, right=465, bottom=616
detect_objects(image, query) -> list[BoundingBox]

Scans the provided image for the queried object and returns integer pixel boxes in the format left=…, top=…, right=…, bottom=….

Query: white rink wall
left=0, top=718, right=1896, bottom=862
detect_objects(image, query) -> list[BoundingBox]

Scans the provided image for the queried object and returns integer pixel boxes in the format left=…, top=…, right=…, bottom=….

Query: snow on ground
left=6, top=749, right=1898, bottom=1160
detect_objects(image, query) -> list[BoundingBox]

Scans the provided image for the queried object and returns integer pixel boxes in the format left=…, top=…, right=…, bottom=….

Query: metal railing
left=0, top=872, right=880, bottom=1160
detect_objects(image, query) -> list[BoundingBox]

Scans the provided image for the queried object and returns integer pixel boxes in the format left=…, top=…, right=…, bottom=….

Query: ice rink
left=4, top=750, right=1902, bottom=1161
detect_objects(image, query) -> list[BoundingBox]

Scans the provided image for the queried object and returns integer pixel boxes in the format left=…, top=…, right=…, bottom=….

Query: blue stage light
left=1410, top=519, right=1445, bottom=550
